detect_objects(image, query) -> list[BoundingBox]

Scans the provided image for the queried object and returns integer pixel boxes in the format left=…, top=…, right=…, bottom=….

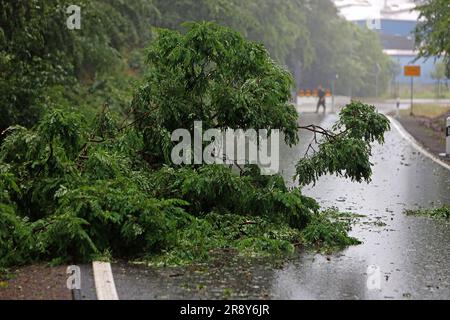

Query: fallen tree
left=0, top=23, right=389, bottom=268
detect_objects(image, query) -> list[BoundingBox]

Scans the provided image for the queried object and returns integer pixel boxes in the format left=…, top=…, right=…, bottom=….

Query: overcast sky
left=333, top=0, right=419, bottom=21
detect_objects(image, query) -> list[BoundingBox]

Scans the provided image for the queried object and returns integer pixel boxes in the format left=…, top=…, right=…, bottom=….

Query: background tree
left=0, top=0, right=393, bottom=136
left=0, top=0, right=158, bottom=133
left=430, top=61, right=448, bottom=98
left=300, top=0, right=392, bottom=96
left=152, top=0, right=392, bottom=96
left=415, top=0, right=450, bottom=78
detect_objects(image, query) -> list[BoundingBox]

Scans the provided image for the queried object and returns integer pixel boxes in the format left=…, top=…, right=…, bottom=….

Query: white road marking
left=92, top=261, right=119, bottom=300
left=388, top=116, right=450, bottom=171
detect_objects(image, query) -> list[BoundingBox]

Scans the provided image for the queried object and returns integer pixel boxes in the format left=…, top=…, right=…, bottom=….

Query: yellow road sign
left=404, top=65, right=421, bottom=77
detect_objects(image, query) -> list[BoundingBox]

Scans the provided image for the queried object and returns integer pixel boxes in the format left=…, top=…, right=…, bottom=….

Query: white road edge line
left=92, top=261, right=119, bottom=300
left=388, top=116, right=450, bottom=171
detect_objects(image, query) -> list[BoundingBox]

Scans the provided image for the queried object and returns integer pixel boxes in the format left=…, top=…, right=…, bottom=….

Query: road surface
left=79, top=110, right=450, bottom=300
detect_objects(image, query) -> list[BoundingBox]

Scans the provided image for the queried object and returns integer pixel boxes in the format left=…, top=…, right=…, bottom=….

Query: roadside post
left=396, top=96, right=400, bottom=118
left=331, top=74, right=338, bottom=114
left=447, top=117, right=450, bottom=157
left=404, top=65, right=421, bottom=116
left=442, top=117, right=450, bottom=158
left=374, top=63, right=381, bottom=100
left=331, top=82, right=335, bottom=114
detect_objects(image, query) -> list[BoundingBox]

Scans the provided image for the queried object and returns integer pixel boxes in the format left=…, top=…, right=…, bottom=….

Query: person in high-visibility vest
left=316, top=85, right=326, bottom=113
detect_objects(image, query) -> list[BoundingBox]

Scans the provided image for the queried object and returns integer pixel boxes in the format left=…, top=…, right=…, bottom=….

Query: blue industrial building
left=353, top=18, right=437, bottom=84
left=334, top=0, right=440, bottom=84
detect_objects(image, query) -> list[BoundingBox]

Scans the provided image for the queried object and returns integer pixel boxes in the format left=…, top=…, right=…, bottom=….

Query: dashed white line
left=92, top=261, right=119, bottom=300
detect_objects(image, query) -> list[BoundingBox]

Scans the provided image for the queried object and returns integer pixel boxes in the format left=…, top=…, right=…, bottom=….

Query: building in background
left=332, top=0, right=438, bottom=85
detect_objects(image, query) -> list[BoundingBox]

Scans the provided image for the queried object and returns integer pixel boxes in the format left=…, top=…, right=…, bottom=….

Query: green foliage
left=301, top=209, right=361, bottom=250
left=430, top=61, right=448, bottom=98
left=153, top=0, right=392, bottom=95
left=0, top=104, right=317, bottom=267
left=134, top=22, right=299, bottom=164
left=296, top=102, right=390, bottom=186
left=0, top=206, right=34, bottom=267
left=299, top=0, right=393, bottom=96
left=0, top=0, right=158, bottom=132
left=135, top=24, right=390, bottom=188
left=0, top=104, right=363, bottom=268
left=0, top=165, right=35, bottom=267
left=47, top=181, right=191, bottom=261
left=0, top=0, right=394, bottom=135
left=0, top=0, right=71, bottom=130
left=0, top=22, right=391, bottom=269
left=149, top=212, right=303, bottom=266
left=405, top=206, right=450, bottom=220
left=415, top=0, right=450, bottom=77
left=0, top=109, right=85, bottom=219
left=0, top=106, right=188, bottom=264
left=154, top=0, right=312, bottom=69
left=148, top=165, right=318, bottom=229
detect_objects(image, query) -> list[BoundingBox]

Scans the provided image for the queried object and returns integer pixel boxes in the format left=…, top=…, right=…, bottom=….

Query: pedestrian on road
left=316, top=85, right=326, bottom=113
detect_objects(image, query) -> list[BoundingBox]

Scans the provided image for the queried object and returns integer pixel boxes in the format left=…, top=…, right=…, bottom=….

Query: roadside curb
left=388, top=116, right=450, bottom=171
left=92, top=261, right=119, bottom=300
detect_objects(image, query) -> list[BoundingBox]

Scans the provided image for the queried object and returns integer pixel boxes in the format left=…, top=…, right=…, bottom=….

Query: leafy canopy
left=134, top=23, right=390, bottom=185
left=134, top=22, right=299, bottom=163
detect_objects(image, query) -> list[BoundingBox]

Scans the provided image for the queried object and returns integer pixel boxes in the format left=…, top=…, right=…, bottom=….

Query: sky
left=332, top=0, right=420, bottom=21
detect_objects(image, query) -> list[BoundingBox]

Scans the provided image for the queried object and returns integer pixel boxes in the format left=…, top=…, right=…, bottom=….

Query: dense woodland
left=0, top=0, right=400, bottom=268
left=0, top=0, right=395, bottom=132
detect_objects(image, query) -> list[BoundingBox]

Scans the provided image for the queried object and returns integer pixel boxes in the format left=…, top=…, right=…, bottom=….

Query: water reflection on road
left=275, top=112, right=450, bottom=300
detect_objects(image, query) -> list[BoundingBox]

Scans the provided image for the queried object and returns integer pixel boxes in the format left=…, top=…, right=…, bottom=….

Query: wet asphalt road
left=84, top=108, right=450, bottom=300
left=277, top=112, right=450, bottom=300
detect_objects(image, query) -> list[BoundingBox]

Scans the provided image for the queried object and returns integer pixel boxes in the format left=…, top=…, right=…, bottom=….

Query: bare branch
left=298, top=124, right=335, bottom=138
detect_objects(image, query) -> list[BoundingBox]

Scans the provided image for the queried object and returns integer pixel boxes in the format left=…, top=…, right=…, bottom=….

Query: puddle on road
left=113, top=255, right=287, bottom=300
left=113, top=113, right=450, bottom=300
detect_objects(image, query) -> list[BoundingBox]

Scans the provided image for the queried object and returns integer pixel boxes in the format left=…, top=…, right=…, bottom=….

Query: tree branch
left=298, top=124, right=336, bottom=139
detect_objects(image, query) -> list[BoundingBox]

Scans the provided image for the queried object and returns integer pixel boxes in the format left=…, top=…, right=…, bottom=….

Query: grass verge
left=400, top=104, right=450, bottom=118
